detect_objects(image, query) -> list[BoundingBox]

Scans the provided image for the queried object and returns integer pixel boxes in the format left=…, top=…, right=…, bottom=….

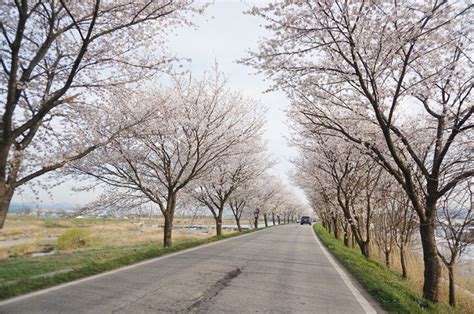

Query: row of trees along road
left=71, top=71, right=305, bottom=247
left=0, top=1, right=306, bottom=248
left=245, top=0, right=473, bottom=305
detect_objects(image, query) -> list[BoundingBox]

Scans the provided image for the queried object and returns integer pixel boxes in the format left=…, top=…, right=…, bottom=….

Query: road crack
left=185, top=267, right=242, bottom=312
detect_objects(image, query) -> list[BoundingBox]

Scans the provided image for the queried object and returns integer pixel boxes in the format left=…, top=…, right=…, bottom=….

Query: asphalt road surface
left=0, top=224, right=382, bottom=313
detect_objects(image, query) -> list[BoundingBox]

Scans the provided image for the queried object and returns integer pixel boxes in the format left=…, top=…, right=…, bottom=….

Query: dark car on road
left=300, top=216, right=311, bottom=225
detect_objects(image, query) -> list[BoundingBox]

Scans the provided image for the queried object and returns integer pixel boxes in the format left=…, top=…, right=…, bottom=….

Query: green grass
left=313, top=224, right=455, bottom=314
left=0, top=228, right=262, bottom=300
left=55, top=228, right=93, bottom=250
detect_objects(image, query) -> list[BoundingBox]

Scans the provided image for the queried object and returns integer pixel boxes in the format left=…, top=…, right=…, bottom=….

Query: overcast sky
left=13, top=1, right=307, bottom=208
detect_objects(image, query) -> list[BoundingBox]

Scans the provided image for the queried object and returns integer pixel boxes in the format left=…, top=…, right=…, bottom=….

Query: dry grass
left=8, top=243, right=36, bottom=258
left=0, top=216, right=230, bottom=259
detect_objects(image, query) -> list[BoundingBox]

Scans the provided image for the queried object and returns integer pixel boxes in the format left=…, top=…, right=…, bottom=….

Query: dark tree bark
left=343, top=222, right=350, bottom=247
left=215, top=214, right=223, bottom=236
left=332, top=216, right=339, bottom=239
left=385, top=251, right=391, bottom=268
left=400, top=243, right=408, bottom=279
left=235, top=218, right=242, bottom=232
left=229, top=199, right=245, bottom=232
left=163, top=192, right=177, bottom=248
left=448, top=266, right=455, bottom=307
left=360, top=241, right=370, bottom=258
left=254, top=209, right=259, bottom=229
left=419, top=214, right=441, bottom=301
left=0, top=186, right=14, bottom=229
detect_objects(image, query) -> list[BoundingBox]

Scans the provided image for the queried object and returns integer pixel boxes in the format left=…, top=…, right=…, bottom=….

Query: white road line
left=0, top=226, right=275, bottom=306
left=311, top=227, right=377, bottom=314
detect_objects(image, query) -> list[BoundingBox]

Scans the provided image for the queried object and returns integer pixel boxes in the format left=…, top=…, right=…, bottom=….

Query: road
left=0, top=224, right=382, bottom=313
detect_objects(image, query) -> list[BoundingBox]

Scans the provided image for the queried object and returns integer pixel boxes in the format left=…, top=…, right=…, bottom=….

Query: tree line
left=0, top=1, right=304, bottom=249
left=244, top=0, right=473, bottom=306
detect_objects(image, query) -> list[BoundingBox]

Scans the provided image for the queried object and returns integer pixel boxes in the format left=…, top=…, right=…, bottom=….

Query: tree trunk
left=332, top=217, right=339, bottom=239
left=277, top=215, right=281, bottom=225
left=419, top=219, right=441, bottom=302
left=360, top=241, right=370, bottom=258
left=448, top=265, right=455, bottom=307
left=286, top=215, right=290, bottom=224
left=333, top=224, right=339, bottom=239
left=343, top=223, right=349, bottom=247
left=332, top=225, right=339, bottom=239
left=264, top=213, right=268, bottom=227
left=254, top=210, right=259, bottom=229
left=385, top=250, right=391, bottom=268
left=272, top=213, right=275, bottom=226
left=400, top=243, right=408, bottom=279
left=343, top=234, right=349, bottom=247
left=215, top=215, right=222, bottom=236
left=343, top=233, right=349, bottom=247
left=231, top=209, right=242, bottom=232
left=163, top=192, right=176, bottom=248
left=0, top=184, right=14, bottom=229
left=351, top=232, right=355, bottom=248
left=163, top=211, right=174, bottom=248
left=348, top=222, right=370, bottom=258
left=214, top=207, right=224, bottom=236
left=235, top=217, right=242, bottom=232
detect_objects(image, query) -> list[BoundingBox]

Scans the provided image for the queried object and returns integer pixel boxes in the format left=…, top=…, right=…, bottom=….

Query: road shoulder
left=311, top=226, right=385, bottom=314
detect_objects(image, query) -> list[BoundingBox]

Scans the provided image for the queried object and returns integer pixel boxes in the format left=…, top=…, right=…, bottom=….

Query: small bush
left=9, top=243, right=35, bottom=257
left=56, top=228, right=91, bottom=251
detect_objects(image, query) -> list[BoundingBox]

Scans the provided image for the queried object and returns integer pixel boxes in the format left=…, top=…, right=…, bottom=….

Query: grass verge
left=0, top=228, right=263, bottom=300
left=313, top=224, right=456, bottom=313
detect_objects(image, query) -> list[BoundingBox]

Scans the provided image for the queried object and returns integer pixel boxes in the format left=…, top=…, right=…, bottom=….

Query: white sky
left=13, top=1, right=308, bottom=208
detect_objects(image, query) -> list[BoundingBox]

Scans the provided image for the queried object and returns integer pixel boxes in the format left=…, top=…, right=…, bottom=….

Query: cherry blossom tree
left=437, top=181, right=473, bottom=307
left=387, top=185, right=418, bottom=279
left=228, top=183, right=254, bottom=232
left=250, top=175, right=277, bottom=229
left=291, top=141, right=340, bottom=237
left=373, top=180, right=399, bottom=268
left=295, top=135, right=382, bottom=257
left=239, top=174, right=299, bottom=229
left=253, top=178, right=304, bottom=227
left=190, top=137, right=268, bottom=236
left=267, top=185, right=292, bottom=226
left=247, top=1, right=473, bottom=302
left=71, top=71, right=261, bottom=247
left=0, top=0, right=199, bottom=228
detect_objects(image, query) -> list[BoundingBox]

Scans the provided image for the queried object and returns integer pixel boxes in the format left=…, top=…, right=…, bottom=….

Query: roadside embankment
left=313, top=224, right=460, bottom=313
